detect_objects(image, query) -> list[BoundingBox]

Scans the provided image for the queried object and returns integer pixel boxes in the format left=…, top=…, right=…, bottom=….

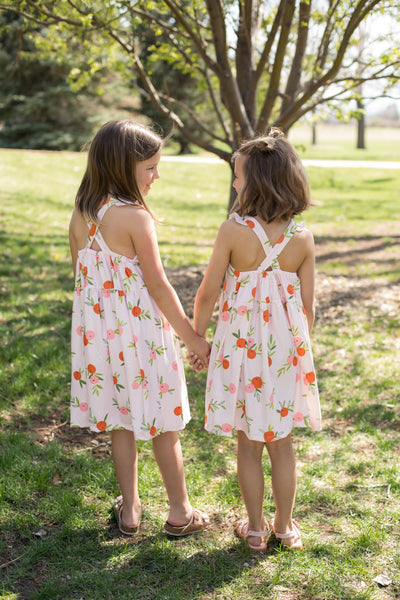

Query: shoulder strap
left=230, top=213, right=303, bottom=271
left=259, top=220, right=302, bottom=270
left=86, top=197, right=126, bottom=252
left=231, top=213, right=271, bottom=247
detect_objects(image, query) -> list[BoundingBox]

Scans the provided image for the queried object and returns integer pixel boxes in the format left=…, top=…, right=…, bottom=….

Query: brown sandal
left=113, top=496, right=142, bottom=536
left=164, top=508, right=209, bottom=537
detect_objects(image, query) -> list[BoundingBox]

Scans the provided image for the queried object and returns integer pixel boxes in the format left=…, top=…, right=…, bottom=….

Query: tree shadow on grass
left=1, top=516, right=372, bottom=600
left=315, top=232, right=400, bottom=281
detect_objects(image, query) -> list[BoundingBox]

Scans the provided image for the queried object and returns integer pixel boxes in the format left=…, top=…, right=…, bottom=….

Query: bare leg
left=237, top=430, right=268, bottom=547
left=265, top=433, right=297, bottom=534
left=112, top=430, right=142, bottom=527
left=152, top=431, right=192, bottom=525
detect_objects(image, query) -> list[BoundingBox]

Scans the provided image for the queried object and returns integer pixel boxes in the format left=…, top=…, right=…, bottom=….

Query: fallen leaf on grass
left=32, top=529, right=47, bottom=538
left=373, top=574, right=392, bottom=587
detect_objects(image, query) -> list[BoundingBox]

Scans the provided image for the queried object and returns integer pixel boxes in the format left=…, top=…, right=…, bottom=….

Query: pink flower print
left=269, top=393, right=274, bottom=404
left=118, top=326, right=123, bottom=335
left=83, top=279, right=89, bottom=287
left=293, top=412, right=304, bottom=423
left=120, top=406, right=129, bottom=415
left=86, top=330, right=95, bottom=341
left=163, top=321, right=171, bottom=331
left=79, top=402, right=89, bottom=412
left=296, top=372, right=301, bottom=382
left=237, top=305, right=247, bottom=316
left=76, top=286, right=81, bottom=296
left=218, top=353, right=224, bottom=361
left=131, top=381, right=140, bottom=390
left=90, top=375, right=99, bottom=384
left=142, top=381, right=147, bottom=389
left=107, top=329, right=115, bottom=340
left=133, top=335, right=138, bottom=345
left=76, top=326, right=83, bottom=336
left=149, top=349, right=157, bottom=360
left=221, top=311, right=230, bottom=321
left=112, top=263, right=118, bottom=272
left=103, top=289, right=111, bottom=298
left=287, top=354, right=294, bottom=364
left=172, top=360, right=178, bottom=371
left=228, top=383, right=236, bottom=394
left=247, top=337, right=255, bottom=347
left=294, top=336, right=302, bottom=346
left=245, top=383, right=255, bottom=393
left=159, top=383, right=170, bottom=394
left=221, top=423, right=233, bottom=433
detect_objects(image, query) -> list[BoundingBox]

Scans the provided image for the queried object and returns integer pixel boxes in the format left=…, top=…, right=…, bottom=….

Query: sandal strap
left=274, top=523, right=300, bottom=540
left=164, top=508, right=209, bottom=536
left=247, top=529, right=270, bottom=537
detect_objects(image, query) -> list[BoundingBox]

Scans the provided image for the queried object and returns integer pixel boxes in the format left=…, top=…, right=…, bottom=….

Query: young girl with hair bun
left=193, top=128, right=321, bottom=550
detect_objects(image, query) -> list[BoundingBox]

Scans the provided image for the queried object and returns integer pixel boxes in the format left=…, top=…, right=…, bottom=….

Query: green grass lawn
left=0, top=134, right=399, bottom=600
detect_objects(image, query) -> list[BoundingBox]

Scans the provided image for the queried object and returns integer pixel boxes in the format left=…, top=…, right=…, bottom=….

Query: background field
left=0, top=124, right=399, bottom=600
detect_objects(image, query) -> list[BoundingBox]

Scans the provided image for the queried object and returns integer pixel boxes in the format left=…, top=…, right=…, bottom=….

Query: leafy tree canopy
left=1, top=1, right=399, bottom=168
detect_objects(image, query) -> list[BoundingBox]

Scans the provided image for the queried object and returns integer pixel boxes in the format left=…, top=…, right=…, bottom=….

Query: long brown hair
left=76, top=120, right=163, bottom=223
left=231, top=128, right=310, bottom=222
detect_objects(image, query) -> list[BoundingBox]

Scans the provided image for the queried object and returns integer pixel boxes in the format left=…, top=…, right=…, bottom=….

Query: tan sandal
left=164, top=508, right=209, bottom=537
left=235, top=519, right=270, bottom=551
left=270, top=519, right=303, bottom=549
left=113, top=496, right=142, bottom=536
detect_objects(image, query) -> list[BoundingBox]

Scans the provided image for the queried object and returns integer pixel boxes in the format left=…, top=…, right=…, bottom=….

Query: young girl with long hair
left=70, top=120, right=210, bottom=537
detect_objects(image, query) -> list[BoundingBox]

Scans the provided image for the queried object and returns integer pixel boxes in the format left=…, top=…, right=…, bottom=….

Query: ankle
left=167, top=502, right=192, bottom=526
left=272, top=517, right=293, bottom=535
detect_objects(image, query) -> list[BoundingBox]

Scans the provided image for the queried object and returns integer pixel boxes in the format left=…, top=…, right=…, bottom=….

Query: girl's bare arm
left=297, top=230, right=316, bottom=334
left=194, top=221, right=232, bottom=337
left=131, top=208, right=210, bottom=363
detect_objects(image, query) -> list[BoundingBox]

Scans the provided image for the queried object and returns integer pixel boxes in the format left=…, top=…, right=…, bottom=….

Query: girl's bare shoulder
left=219, top=216, right=253, bottom=236
left=104, top=203, right=153, bottom=231
left=69, top=207, right=88, bottom=235
left=293, top=226, right=315, bottom=248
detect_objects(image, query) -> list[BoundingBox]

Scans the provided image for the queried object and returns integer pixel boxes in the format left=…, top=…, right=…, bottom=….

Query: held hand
left=186, top=336, right=211, bottom=372
left=188, top=351, right=205, bottom=372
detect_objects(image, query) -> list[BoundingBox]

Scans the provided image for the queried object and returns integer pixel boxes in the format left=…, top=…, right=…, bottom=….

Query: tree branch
left=277, top=0, right=385, bottom=130
left=280, top=0, right=311, bottom=116
left=205, top=0, right=253, bottom=140
left=133, top=52, right=231, bottom=161
left=161, top=0, right=218, bottom=72
left=253, top=0, right=286, bottom=84
left=257, top=0, right=295, bottom=133
left=141, top=85, right=230, bottom=147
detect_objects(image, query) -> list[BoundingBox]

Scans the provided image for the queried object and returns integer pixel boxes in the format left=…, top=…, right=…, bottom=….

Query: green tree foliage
left=0, top=11, right=134, bottom=149
left=136, top=16, right=214, bottom=154
left=1, top=1, right=399, bottom=202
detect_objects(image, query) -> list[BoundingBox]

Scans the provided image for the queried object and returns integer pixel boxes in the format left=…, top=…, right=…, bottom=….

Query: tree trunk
left=356, top=98, right=366, bottom=149
left=312, top=122, right=317, bottom=145
left=227, top=166, right=237, bottom=214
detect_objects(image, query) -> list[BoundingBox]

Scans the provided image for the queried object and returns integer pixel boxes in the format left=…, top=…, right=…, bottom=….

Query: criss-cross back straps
left=86, top=197, right=126, bottom=252
left=231, top=212, right=303, bottom=271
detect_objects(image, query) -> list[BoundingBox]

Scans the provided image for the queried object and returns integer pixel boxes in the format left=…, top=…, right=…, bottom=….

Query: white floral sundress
left=205, top=213, right=321, bottom=442
left=70, top=198, right=190, bottom=439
